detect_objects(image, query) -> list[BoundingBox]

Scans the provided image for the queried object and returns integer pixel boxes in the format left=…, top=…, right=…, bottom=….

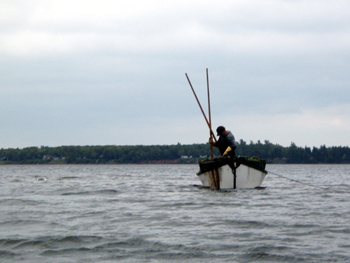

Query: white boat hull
left=197, top=163, right=267, bottom=189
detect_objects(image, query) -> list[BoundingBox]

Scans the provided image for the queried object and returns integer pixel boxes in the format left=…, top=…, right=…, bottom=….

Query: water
left=0, top=164, right=349, bottom=262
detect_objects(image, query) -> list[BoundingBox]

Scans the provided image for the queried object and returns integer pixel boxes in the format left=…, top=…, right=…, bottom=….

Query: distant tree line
left=0, top=140, right=349, bottom=164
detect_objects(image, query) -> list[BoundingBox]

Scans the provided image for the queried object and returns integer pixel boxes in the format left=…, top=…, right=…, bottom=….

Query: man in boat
left=209, top=126, right=237, bottom=157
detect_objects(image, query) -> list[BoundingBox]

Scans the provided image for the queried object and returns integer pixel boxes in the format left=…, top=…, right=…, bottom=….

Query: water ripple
left=0, top=164, right=349, bottom=262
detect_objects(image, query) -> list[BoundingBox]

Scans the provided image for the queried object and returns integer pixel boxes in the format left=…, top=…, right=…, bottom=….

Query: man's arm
left=209, top=137, right=218, bottom=148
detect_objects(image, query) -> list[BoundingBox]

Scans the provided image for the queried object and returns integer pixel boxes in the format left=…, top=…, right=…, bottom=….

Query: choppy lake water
left=1, top=164, right=350, bottom=262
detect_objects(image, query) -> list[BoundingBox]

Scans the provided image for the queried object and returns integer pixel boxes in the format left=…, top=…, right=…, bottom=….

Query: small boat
left=197, top=156, right=268, bottom=189
left=185, top=70, right=267, bottom=190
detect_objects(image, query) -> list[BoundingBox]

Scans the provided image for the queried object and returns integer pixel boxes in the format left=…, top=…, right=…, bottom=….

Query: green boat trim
left=197, top=156, right=267, bottom=175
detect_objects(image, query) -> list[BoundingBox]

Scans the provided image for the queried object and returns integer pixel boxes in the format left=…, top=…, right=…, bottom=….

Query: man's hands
left=223, top=146, right=232, bottom=156
left=209, top=137, right=215, bottom=146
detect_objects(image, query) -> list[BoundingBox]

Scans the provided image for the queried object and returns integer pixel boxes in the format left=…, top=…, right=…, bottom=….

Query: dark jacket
left=217, top=131, right=237, bottom=156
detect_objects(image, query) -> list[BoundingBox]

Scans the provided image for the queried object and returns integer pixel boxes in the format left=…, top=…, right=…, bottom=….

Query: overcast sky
left=1, top=0, right=349, bottom=149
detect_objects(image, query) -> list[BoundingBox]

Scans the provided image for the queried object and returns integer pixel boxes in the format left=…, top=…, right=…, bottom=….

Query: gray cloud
left=1, top=0, right=350, bottom=148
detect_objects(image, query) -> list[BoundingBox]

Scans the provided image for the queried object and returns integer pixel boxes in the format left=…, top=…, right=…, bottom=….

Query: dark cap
left=216, top=126, right=225, bottom=136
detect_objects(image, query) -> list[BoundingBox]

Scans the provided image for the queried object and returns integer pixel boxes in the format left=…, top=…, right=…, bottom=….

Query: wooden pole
left=206, top=68, right=214, bottom=158
left=185, top=73, right=217, bottom=142
left=233, top=164, right=237, bottom=189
